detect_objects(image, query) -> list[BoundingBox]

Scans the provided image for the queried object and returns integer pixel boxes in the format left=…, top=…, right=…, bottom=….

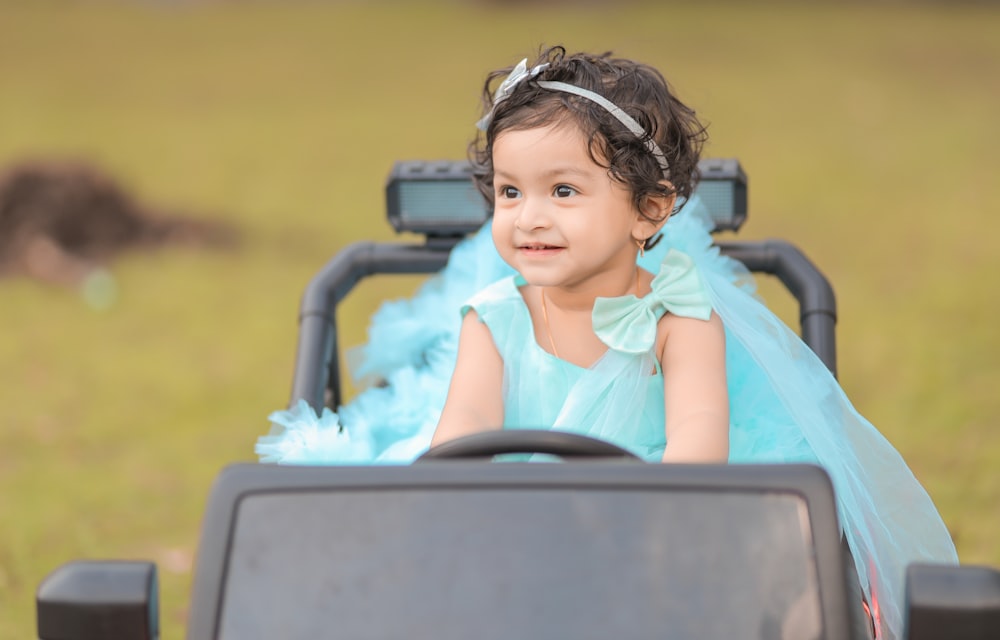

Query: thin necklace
left=540, top=287, right=560, bottom=358
left=540, top=267, right=640, bottom=359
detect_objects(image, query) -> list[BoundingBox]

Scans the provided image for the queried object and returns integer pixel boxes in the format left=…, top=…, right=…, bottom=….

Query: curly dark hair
left=471, top=46, right=708, bottom=242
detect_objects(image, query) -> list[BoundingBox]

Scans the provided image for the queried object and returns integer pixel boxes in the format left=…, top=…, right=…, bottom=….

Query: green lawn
left=1, top=1, right=998, bottom=637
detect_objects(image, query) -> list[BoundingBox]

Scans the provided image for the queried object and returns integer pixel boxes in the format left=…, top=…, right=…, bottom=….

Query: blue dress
left=256, top=196, right=957, bottom=639
left=463, top=249, right=713, bottom=462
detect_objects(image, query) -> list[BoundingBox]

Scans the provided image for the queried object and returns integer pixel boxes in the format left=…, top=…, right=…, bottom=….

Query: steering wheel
left=416, top=429, right=643, bottom=462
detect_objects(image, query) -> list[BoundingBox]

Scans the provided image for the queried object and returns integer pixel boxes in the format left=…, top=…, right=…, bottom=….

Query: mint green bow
left=592, top=250, right=712, bottom=354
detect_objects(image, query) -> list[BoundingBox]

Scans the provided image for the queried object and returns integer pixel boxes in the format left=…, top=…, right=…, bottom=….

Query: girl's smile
left=516, top=243, right=565, bottom=256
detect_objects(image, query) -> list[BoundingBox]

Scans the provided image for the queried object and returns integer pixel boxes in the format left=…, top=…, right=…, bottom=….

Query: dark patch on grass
left=0, top=160, right=239, bottom=287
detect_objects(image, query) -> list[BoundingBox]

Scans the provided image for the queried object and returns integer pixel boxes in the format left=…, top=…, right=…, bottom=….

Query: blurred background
left=1, top=1, right=998, bottom=637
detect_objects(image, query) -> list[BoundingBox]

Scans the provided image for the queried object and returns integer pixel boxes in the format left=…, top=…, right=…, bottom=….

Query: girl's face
left=491, top=122, right=653, bottom=295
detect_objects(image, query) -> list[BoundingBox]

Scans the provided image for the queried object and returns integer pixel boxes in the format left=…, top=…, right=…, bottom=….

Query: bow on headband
left=476, top=58, right=549, bottom=131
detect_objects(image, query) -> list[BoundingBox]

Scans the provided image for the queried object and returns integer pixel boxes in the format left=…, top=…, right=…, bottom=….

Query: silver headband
left=475, top=58, right=670, bottom=178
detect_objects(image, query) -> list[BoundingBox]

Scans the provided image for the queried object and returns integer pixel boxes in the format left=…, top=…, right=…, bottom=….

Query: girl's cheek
left=490, top=218, right=506, bottom=245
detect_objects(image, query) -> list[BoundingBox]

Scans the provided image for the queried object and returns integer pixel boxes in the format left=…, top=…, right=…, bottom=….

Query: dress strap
left=592, top=249, right=712, bottom=354
left=461, top=275, right=532, bottom=357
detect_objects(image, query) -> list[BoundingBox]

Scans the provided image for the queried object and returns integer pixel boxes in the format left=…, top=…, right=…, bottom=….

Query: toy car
left=36, top=159, right=1000, bottom=640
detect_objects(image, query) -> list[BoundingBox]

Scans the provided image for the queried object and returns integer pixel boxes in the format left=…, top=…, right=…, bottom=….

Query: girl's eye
left=553, top=185, right=578, bottom=198
left=499, top=186, right=521, bottom=199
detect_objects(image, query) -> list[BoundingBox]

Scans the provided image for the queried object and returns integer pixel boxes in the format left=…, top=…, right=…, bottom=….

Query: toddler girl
left=258, top=47, right=957, bottom=639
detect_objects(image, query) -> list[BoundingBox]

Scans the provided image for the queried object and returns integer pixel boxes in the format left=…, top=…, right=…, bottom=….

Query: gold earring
left=635, top=237, right=646, bottom=258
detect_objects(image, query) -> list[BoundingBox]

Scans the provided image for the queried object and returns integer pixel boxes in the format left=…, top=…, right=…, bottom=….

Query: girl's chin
left=515, top=271, right=569, bottom=289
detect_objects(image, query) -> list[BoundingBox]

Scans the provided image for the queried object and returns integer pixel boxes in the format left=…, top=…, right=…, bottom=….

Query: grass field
left=1, top=1, right=998, bottom=637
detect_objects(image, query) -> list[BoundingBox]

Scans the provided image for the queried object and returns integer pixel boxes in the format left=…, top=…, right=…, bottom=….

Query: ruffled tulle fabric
left=255, top=225, right=514, bottom=465
left=256, top=196, right=957, bottom=638
left=648, top=203, right=958, bottom=638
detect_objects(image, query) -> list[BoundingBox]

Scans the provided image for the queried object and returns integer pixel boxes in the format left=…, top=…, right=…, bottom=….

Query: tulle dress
left=463, top=248, right=713, bottom=461
left=256, top=196, right=958, bottom=639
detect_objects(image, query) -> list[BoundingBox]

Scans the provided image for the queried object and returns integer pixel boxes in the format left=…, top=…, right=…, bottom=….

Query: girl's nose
left=515, top=197, right=550, bottom=231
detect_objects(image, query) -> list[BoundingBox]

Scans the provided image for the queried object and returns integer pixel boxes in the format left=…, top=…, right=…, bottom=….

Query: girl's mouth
left=518, top=243, right=564, bottom=251
left=517, top=244, right=564, bottom=257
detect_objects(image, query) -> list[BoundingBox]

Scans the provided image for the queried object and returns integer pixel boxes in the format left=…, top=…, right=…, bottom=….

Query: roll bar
left=289, top=239, right=837, bottom=412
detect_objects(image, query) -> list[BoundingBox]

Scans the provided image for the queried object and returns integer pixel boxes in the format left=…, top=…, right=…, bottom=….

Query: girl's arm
left=659, top=311, right=730, bottom=463
left=431, top=310, right=505, bottom=447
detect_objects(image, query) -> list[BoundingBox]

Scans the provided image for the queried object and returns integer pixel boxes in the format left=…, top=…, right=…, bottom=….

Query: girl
left=431, top=51, right=728, bottom=463
left=258, top=47, right=957, bottom=639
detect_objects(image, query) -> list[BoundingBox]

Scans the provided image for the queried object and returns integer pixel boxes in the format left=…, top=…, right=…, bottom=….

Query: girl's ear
left=633, top=187, right=677, bottom=243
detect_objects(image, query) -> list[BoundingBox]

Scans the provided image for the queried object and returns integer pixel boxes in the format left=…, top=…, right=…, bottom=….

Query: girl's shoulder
left=654, top=306, right=724, bottom=361
left=463, top=274, right=521, bottom=307
left=462, top=274, right=536, bottom=356
left=462, top=274, right=529, bottom=325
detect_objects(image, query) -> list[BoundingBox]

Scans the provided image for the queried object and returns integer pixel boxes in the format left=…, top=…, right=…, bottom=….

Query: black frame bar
left=289, top=239, right=837, bottom=412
